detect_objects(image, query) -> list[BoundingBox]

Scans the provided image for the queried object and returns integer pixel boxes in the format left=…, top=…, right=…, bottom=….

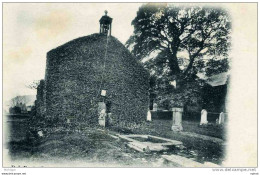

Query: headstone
left=216, top=118, right=219, bottom=124
left=38, top=131, right=43, bottom=137
left=98, top=102, right=106, bottom=126
left=147, top=109, right=152, bottom=121
left=152, top=103, right=158, bottom=119
left=99, top=109, right=106, bottom=126
left=107, top=113, right=113, bottom=125
left=153, top=103, right=158, bottom=111
left=101, top=90, right=107, bottom=97
left=171, top=107, right=183, bottom=131
left=200, top=109, right=208, bottom=125
left=218, top=112, right=225, bottom=125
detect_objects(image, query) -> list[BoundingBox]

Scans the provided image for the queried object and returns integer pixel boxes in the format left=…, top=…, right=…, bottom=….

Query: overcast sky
left=3, top=3, right=143, bottom=101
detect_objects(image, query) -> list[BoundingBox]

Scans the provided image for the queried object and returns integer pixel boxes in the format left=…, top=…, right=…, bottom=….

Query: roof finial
left=99, top=10, right=113, bottom=36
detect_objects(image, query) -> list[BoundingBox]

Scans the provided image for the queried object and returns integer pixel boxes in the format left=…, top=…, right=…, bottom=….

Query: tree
left=9, top=106, right=21, bottom=114
left=126, top=4, right=231, bottom=82
left=10, top=96, right=25, bottom=107
left=26, top=80, right=40, bottom=90
left=204, top=57, right=229, bottom=77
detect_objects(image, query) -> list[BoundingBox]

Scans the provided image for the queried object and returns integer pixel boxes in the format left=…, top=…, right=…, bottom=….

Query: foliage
left=10, top=96, right=25, bottom=107
left=204, top=58, right=229, bottom=76
left=127, top=4, right=231, bottom=107
left=9, top=106, right=21, bottom=114
left=9, top=95, right=34, bottom=108
left=156, top=78, right=205, bottom=108
left=44, top=34, right=149, bottom=127
left=26, top=80, right=40, bottom=90
left=30, top=105, right=36, bottom=117
left=127, top=4, right=231, bottom=79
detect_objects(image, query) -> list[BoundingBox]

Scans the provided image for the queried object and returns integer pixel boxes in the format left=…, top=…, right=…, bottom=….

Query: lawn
left=109, top=119, right=227, bottom=165
left=6, top=117, right=226, bottom=167
left=7, top=126, right=168, bottom=167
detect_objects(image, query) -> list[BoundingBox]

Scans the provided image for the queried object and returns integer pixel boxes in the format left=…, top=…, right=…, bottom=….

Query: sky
left=3, top=3, right=142, bottom=101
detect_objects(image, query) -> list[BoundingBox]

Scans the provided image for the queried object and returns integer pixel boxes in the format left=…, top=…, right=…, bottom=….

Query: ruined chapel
left=35, top=12, right=149, bottom=127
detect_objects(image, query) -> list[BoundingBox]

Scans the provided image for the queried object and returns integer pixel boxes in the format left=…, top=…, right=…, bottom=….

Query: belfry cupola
left=99, top=10, right=113, bottom=36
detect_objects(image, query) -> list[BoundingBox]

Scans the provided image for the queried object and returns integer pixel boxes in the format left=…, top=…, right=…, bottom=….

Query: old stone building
left=36, top=13, right=149, bottom=127
left=35, top=80, right=46, bottom=117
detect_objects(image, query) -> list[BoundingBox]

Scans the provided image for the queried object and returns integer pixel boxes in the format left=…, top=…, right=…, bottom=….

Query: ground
left=110, top=119, right=226, bottom=165
left=7, top=127, right=167, bottom=167
left=5, top=116, right=226, bottom=167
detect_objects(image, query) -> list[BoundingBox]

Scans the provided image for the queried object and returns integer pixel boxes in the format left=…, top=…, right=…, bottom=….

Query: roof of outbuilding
left=206, top=72, right=229, bottom=87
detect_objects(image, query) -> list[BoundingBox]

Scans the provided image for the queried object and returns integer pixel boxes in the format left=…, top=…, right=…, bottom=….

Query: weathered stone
left=218, top=112, right=225, bottom=124
left=162, top=155, right=204, bottom=167
left=35, top=80, right=46, bottom=117
left=200, top=109, right=208, bottom=125
left=171, top=108, right=183, bottom=131
left=118, top=134, right=183, bottom=152
left=106, top=113, right=113, bottom=125
left=162, top=155, right=220, bottom=167
left=37, top=34, right=149, bottom=127
left=153, top=103, right=158, bottom=111
left=98, top=102, right=106, bottom=126
left=37, top=131, right=43, bottom=137
left=147, top=110, right=151, bottom=121
left=99, top=109, right=106, bottom=127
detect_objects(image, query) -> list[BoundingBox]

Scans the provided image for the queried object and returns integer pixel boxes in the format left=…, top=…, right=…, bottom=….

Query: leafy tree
left=26, top=80, right=40, bottom=90
left=204, top=57, right=229, bottom=77
left=126, top=4, right=231, bottom=82
left=9, top=106, right=21, bottom=114
left=10, top=96, right=25, bottom=107
left=127, top=4, right=231, bottom=109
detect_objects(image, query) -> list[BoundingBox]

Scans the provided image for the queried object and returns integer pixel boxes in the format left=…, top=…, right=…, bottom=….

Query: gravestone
left=200, top=109, right=208, bottom=125
left=153, top=103, right=158, bottom=111
left=147, top=109, right=152, bottom=121
left=218, top=112, right=225, bottom=125
left=216, top=118, right=219, bottom=124
left=152, top=103, right=158, bottom=119
left=38, top=131, right=43, bottom=137
left=98, top=102, right=106, bottom=126
left=107, top=113, right=113, bottom=126
left=171, top=107, right=183, bottom=131
left=101, top=90, right=107, bottom=97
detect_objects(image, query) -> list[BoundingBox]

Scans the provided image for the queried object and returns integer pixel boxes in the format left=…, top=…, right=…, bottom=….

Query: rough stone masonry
left=36, top=33, right=149, bottom=127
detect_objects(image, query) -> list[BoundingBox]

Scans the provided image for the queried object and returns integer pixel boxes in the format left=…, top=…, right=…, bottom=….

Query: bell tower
left=99, top=10, right=113, bottom=36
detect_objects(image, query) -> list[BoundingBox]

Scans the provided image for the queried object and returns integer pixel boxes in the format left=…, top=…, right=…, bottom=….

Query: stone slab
left=118, top=134, right=182, bottom=146
left=118, top=134, right=183, bottom=152
left=162, top=155, right=221, bottom=167
left=161, top=155, right=204, bottom=167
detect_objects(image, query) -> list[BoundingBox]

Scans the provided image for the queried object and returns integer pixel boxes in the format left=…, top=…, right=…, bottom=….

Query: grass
left=109, top=119, right=227, bottom=165
left=7, top=126, right=169, bottom=167
left=147, top=119, right=226, bottom=140
left=182, top=120, right=226, bottom=139
left=6, top=117, right=226, bottom=167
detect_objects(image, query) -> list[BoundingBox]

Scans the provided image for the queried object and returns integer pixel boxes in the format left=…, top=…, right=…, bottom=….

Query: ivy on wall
left=37, top=34, right=149, bottom=127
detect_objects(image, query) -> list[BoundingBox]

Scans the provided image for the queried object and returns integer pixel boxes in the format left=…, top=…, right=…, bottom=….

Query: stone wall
left=43, top=34, right=149, bottom=126
left=35, top=79, right=46, bottom=117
